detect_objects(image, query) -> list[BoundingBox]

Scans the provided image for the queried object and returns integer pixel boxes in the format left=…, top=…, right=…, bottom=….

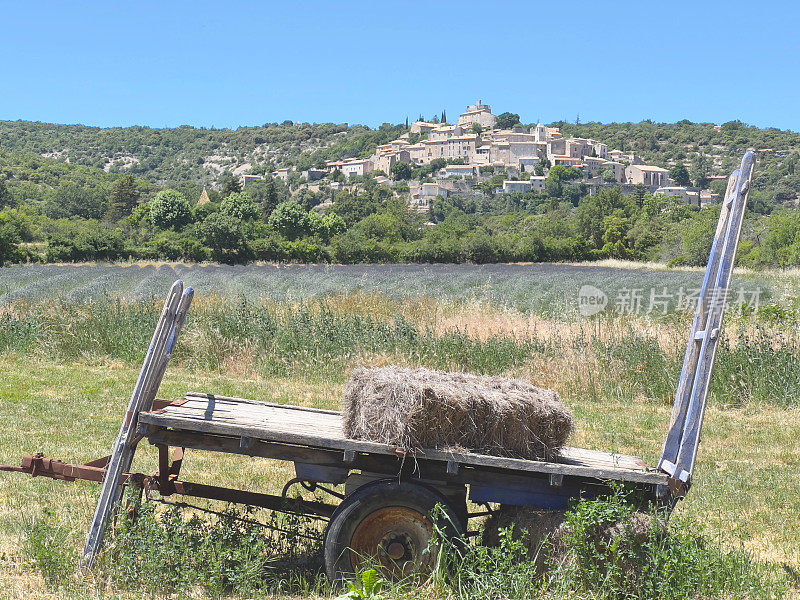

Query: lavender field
left=0, top=262, right=782, bottom=316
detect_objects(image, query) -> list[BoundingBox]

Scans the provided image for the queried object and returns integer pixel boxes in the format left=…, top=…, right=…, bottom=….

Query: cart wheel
left=324, top=480, right=464, bottom=583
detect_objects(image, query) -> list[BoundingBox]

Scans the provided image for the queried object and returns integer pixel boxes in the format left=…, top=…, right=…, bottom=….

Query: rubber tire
left=324, top=479, right=465, bottom=583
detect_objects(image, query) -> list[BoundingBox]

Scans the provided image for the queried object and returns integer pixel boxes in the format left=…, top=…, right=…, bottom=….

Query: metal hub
left=349, top=507, right=434, bottom=579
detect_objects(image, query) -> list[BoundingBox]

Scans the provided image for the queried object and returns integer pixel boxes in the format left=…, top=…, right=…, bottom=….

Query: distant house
left=421, top=182, right=447, bottom=200
left=442, top=164, right=478, bottom=178
left=626, top=164, right=672, bottom=188
left=340, top=159, right=374, bottom=178
left=655, top=186, right=701, bottom=206
left=502, top=177, right=545, bottom=194
left=272, top=167, right=291, bottom=181
left=302, top=168, right=327, bottom=181
left=410, top=121, right=439, bottom=135
left=242, top=174, right=264, bottom=187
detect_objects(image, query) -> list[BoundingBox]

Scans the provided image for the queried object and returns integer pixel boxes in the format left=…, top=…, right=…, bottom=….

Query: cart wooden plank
left=139, top=393, right=668, bottom=486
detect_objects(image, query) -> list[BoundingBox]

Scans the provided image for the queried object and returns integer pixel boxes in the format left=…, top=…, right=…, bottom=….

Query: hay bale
left=482, top=507, right=566, bottom=571
left=342, top=366, right=574, bottom=460
left=483, top=507, right=663, bottom=574
left=551, top=511, right=665, bottom=572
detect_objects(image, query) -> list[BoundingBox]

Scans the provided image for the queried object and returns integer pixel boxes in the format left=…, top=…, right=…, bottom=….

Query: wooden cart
left=138, top=391, right=669, bottom=579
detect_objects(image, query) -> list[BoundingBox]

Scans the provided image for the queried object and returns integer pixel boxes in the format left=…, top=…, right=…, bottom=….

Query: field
left=0, top=261, right=791, bottom=314
left=0, top=262, right=799, bottom=599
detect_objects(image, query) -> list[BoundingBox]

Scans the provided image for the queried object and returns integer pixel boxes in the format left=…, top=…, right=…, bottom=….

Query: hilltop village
left=247, top=101, right=716, bottom=209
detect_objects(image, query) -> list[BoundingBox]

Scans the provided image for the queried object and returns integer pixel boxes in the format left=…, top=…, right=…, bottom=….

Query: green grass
left=0, top=288, right=798, bottom=598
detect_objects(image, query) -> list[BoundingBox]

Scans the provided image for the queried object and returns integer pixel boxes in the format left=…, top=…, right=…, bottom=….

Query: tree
left=268, top=201, right=310, bottom=240
left=201, top=212, right=245, bottom=260
left=220, top=191, right=260, bottom=221
left=391, top=161, right=413, bottom=180
left=495, top=112, right=521, bottom=129
left=150, top=189, right=193, bottom=229
left=600, top=167, right=617, bottom=183
left=0, top=221, right=21, bottom=265
left=220, top=173, right=243, bottom=196
left=106, top=175, right=140, bottom=221
left=471, top=123, right=483, bottom=134
left=633, top=183, right=647, bottom=207
left=441, top=110, right=447, bottom=124
left=691, top=154, right=710, bottom=189
left=670, top=163, right=691, bottom=187
left=0, top=178, right=12, bottom=209
left=308, top=211, right=346, bottom=241
left=46, top=183, right=108, bottom=220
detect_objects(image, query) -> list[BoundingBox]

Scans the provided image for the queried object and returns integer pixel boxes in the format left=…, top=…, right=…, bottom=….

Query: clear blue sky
left=2, top=1, right=798, bottom=131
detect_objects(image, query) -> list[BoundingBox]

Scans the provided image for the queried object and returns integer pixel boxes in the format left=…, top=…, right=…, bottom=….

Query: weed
left=22, top=510, right=77, bottom=591
left=102, top=497, right=326, bottom=597
left=337, top=568, right=388, bottom=600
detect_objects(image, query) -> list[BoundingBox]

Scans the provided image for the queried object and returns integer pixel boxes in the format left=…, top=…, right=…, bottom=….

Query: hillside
left=0, top=120, right=404, bottom=187
left=558, top=120, right=800, bottom=202
left=1, top=118, right=799, bottom=203
left=0, top=116, right=799, bottom=269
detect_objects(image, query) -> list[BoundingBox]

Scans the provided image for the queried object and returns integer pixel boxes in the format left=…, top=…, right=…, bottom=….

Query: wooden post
left=81, top=281, right=193, bottom=569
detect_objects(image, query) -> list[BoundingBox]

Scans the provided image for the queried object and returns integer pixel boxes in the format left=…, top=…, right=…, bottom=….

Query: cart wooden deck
left=138, top=392, right=669, bottom=506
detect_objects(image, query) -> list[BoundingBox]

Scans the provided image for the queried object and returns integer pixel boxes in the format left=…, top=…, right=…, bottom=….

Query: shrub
left=201, top=212, right=248, bottom=262
left=150, top=189, right=193, bottom=229
left=104, top=499, right=324, bottom=597
left=0, top=221, right=23, bottom=265
left=435, top=491, right=788, bottom=600
left=139, top=230, right=210, bottom=262
left=220, top=191, right=260, bottom=221
left=268, top=201, right=310, bottom=240
left=23, top=513, right=77, bottom=590
left=45, top=225, right=126, bottom=262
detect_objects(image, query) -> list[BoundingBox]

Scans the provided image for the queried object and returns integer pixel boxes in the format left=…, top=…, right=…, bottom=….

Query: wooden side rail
left=659, top=151, right=756, bottom=493
left=81, top=281, right=194, bottom=570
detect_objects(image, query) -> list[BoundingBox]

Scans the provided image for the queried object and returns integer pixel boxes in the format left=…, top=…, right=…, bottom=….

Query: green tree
left=691, top=154, right=710, bottom=189
left=201, top=212, right=246, bottom=261
left=220, top=191, right=259, bottom=221
left=268, top=201, right=310, bottom=240
left=471, top=123, right=483, bottom=134
left=545, top=165, right=582, bottom=197
left=495, top=112, right=521, bottom=129
left=681, top=209, right=718, bottom=265
left=0, top=178, right=12, bottom=209
left=46, top=183, right=108, bottom=220
left=670, top=163, right=691, bottom=186
left=633, top=183, right=647, bottom=207
left=0, top=221, right=21, bottom=265
left=391, top=161, right=413, bottom=180
left=600, top=167, right=617, bottom=183
left=220, top=173, right=243, bottom=195
left=106, top=175, right=140, bottom=221
left=308, top=211, right=346, bottom=241
left=600, top=215, right=633, bottom=258
left=150, top=189, right=193, bottom=229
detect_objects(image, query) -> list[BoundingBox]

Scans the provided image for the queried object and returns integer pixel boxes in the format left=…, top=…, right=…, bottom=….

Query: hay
left=342, top=366, right=574, bottom=460
left=482, top=507, right=566, bottom=571
left=483, top=506, right=664, bottom=573
left=551, top=511, right=665, bottom=572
